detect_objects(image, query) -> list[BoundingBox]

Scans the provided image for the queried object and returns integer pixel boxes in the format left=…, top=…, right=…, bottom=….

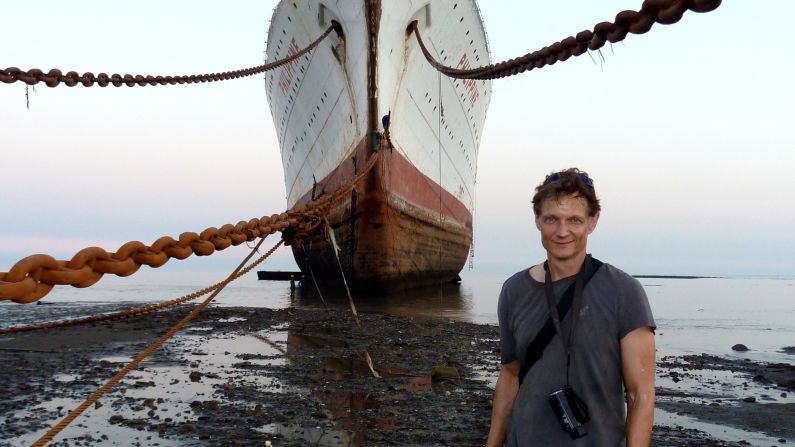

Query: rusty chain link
left=0, top=212, right=307, bottom=304
left=0, top=244, right=272, bottom=335
left=0, top=24, right=337, bottom=88
left=410, top=0, right=721, bottom=80
left=0, top=150, right=380, bottom=305
left=15, top=150, right=382, bottom=443
left=30, top=237, right=280, bottom=447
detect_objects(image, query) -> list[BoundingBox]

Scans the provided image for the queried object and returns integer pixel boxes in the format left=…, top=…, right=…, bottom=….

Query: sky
left=1, top=0, right=794, bottom=283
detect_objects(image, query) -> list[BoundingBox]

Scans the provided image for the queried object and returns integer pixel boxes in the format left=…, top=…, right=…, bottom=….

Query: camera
left=548, top=386, right=590, bottom=440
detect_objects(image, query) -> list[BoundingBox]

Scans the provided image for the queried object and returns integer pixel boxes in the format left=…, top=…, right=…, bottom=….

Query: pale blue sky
left=1, top=1, right=794, bottom=279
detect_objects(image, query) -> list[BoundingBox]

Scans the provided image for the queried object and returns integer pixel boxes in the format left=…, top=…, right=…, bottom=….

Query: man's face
left=535, top=193, right=599, bottom=264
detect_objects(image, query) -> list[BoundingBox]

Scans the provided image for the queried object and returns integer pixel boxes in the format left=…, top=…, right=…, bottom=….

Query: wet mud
left=656, top=354, right=795, bottom=445
left=0, top=304, right=793, bottom=446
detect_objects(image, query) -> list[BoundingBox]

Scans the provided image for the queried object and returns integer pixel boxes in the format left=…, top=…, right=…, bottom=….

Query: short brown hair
left=532, top=168, right=600, bottom=217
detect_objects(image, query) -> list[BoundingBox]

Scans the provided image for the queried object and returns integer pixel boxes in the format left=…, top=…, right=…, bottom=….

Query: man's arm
left=621, top=326, right=656, bottom=447
left=486, top=361, right=520, bottom=447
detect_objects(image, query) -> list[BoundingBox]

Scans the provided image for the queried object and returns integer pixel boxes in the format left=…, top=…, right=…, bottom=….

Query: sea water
left=1, top=270, right=793, bottom=365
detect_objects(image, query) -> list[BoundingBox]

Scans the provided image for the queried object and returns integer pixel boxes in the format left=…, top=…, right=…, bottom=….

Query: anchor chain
left=0, top=150, right=380, bottom=305
left=0, top=24, right=336, bottom=87
left=0, top=212, right=311, bottom=304
left=410, top=0, right=722, bottom=80
left=0, top=246, right=272, bottom=335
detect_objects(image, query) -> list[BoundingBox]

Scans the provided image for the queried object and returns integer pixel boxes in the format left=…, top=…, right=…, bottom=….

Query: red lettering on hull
left=457, top=54, right=479, bottom=107
left=278, top=38, right=302, bottom=95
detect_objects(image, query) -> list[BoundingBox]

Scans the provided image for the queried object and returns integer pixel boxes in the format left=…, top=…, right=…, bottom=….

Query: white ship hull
left=265, top=0, right=491, bottom=286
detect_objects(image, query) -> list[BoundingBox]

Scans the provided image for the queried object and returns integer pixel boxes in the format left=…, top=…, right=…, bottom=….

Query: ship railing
left=472, top=0, right=492, bottom=63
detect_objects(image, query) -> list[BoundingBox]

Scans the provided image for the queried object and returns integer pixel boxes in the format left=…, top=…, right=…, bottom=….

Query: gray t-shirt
left=498, top=261, right=655, bottom=446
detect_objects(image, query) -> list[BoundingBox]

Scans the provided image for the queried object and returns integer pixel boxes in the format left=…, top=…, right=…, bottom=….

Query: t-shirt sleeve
left=497, top=279, right=517, bottom=364
left=617, top=275, right=656, bottom=340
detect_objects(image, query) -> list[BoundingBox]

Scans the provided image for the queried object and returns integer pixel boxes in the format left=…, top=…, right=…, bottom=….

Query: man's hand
left=486, top=361, right=520, bottom=447
left=621, top=326, right=656, bottom=447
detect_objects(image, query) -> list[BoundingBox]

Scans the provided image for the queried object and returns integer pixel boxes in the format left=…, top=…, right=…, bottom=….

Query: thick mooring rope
left=0, top=150, right=381, bottom=305
left=0, top=24, right=337, bottom=87
left=410, top=0, right=722, bottom=80
left=30, top=237, right=282, bottom=447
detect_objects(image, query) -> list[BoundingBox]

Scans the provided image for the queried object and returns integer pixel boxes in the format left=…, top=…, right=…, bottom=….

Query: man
left=486, top=168, right=656, bottom=446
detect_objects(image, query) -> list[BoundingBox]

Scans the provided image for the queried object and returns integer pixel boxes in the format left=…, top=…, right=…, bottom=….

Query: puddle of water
left=133, top=332, right=289, bottom=399
left=657, top=366, right=795, bottom=405
left=655, top=407, right=788, bottom=446
left=286, top=333, right=434, bottom=384
left=270, top=322, right=290, bottom=331
left=469, top=355, right=501, bottom=389
left=216, top=317, right=247, bottom=323
left=97, top=355, right=134, bottom=364
left=120, top=363, right=219, bottom=405
left=258, top=422, right=358, bottom=447
left=52, top=373, right=79, bottom=383
left=271, top=331, right=441, bottom=446
left=3, top=330, right=292, bottom=446
left=2, top=396, right=189, bottom=447
left=253, top=385, right=396, bottom=446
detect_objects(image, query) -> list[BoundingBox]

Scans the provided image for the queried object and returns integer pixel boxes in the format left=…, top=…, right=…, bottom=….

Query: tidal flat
left=1, top=303, right=793, bottom=446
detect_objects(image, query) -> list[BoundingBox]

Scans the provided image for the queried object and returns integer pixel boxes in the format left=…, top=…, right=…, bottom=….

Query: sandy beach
left=1, top=302, right=793, bottom=446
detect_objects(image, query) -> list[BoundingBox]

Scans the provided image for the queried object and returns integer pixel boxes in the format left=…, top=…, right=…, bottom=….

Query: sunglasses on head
left=543, top=171, right=594, bottom=187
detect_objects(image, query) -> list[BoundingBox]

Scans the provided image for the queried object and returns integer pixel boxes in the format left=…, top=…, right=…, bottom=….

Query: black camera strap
left=545, top=254, right=588, bottom=386
left=519, top=255, right=602, bottom=386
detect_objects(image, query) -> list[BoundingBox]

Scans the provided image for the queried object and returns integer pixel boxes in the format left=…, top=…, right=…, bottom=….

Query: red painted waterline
left=294, top=138, right=472, bottom=229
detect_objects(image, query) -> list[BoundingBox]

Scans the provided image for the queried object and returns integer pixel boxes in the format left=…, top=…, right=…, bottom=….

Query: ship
left=264, top=0, right=491, bottom=288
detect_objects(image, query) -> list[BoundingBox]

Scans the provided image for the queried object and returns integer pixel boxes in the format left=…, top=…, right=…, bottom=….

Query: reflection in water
left=253, top=328, right=439, bottom=446
left=290, top=280, right=475, bottom=322
left=240, top=278, right=497, bottom=445
left=264, top=422, right=360, bottom=447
